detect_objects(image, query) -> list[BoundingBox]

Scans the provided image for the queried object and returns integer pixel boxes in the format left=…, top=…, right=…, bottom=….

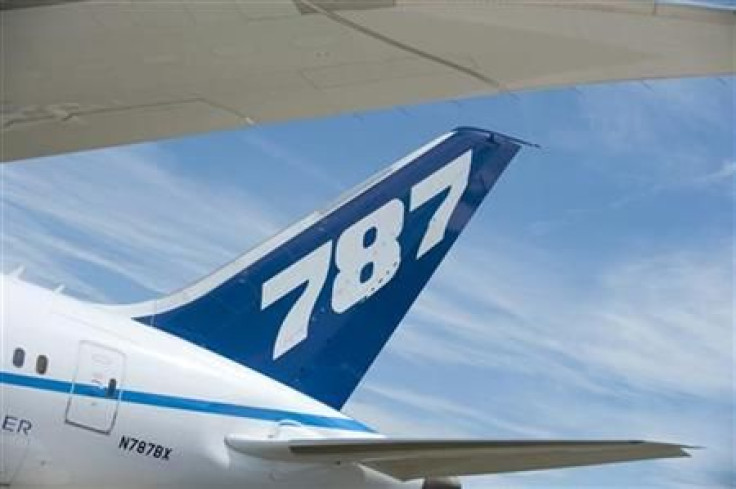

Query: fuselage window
left=36, top=355, right=48, bottom=375
left=12, top=348, right=25, bottom=368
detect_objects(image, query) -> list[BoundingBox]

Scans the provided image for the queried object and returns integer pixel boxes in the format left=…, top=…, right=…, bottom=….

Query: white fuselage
left=0, top=277, right=412, bottom=488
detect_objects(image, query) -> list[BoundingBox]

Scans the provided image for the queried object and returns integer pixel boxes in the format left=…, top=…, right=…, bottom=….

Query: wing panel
left=226, top=437, right=691, bottom=481
left=3, top=0, right=733, bottom=161
left=364, top=442, right=689, bottom=480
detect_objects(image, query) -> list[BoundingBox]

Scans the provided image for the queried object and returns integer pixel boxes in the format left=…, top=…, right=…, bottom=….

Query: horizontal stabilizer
left=226, top=436, right=691, bottom=481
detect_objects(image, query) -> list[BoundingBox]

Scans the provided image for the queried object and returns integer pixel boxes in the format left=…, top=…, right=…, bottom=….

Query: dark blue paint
left=71, top=382, right=110, bottom=398
left=363, top=227, right=377, bottom=247
left=359, top=262, right=374, bottom=284
left=0, top=371, right=373, bottom=433
left=135, top=127, right=524, bottom=409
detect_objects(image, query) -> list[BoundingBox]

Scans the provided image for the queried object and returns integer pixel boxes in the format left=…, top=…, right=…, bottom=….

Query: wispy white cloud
left=382, top=239, right=733, bottom=401
left=2, top=144, right=283, bottom=301
left=686, top=159, right=736, bottom=188
left=526, top=76, right=734, bottom=238
left=581, top=77, right=731, bottom=147
left=237, top=131, right=347, bottom=192
left=548, top=77, right=734, bottom=185
left=345, top=383, right=555, bottom=439
left=605, top=157, right=736, bottom=210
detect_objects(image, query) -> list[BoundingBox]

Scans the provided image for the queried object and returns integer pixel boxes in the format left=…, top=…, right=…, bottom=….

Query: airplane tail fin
left=115, top=127, right=527, bottom=409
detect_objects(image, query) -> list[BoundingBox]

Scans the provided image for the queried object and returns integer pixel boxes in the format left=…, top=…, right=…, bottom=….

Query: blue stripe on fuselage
left=0, top=371, right=374, bottom=433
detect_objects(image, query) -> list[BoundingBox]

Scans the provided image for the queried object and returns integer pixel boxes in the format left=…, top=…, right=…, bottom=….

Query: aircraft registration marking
left=119, top=435, right=172, bottom=461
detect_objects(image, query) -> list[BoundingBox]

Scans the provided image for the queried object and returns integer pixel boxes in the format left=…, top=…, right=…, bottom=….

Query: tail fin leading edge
left=128, top=127, right=525, bottom=409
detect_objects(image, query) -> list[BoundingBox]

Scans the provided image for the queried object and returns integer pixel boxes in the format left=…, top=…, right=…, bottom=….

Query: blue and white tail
left=118, top=127, right=527, bottom=409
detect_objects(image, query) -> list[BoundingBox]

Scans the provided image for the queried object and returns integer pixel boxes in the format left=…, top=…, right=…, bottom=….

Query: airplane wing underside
left=2, top=0, right=734, bottom=162
left=225, top=436, right=691, bottom=481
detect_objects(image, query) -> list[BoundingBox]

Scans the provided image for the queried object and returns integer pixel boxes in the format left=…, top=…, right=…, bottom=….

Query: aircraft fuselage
left=0, top=277, right=407, bottom=488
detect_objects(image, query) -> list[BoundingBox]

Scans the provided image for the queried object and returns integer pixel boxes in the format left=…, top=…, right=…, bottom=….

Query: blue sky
left=2, top=75, right=733, bottom=487
left=670, top=0, right=736, bottom=7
